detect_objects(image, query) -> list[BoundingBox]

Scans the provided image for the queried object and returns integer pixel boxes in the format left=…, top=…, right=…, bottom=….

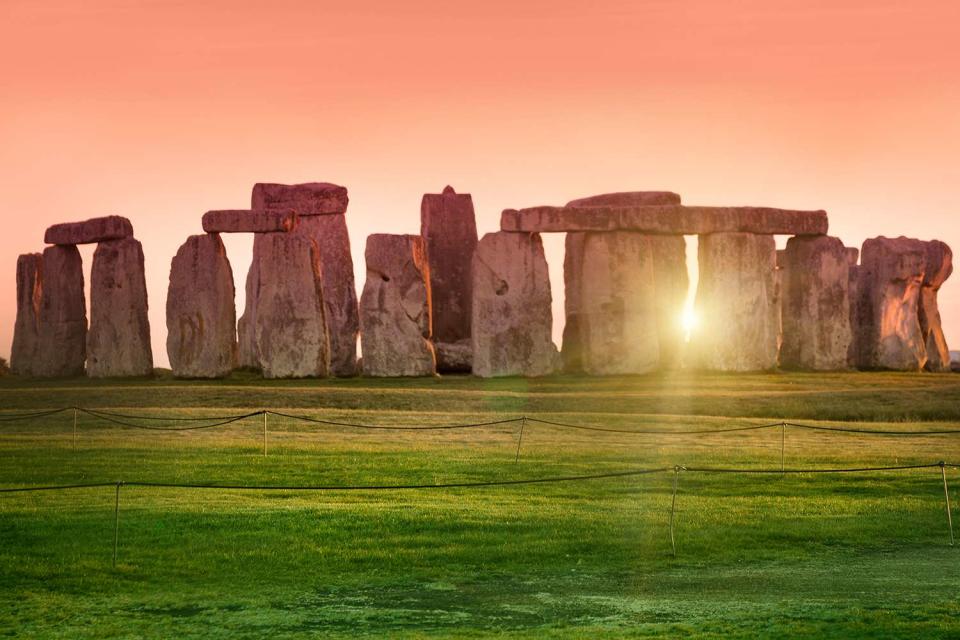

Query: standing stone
left=253, top=233, right=330, bottom=378
left=420, top=186, right=478, bottom=372
left=244, top=182, right=359, bottom=376
left=237, top=235, right=264, bottom=369
left=359, top=234, right=436, bottom=376
left=35, top=245, right=86, bottom=377
left=10, top=254, right=43, bottom=376
left=650, top=235, right=689, bottom=367
left=561, top=192, right=688, bottom=373
left=87, top=238, right=153, bottom=377
left=855, top=237, right=927, bottom=370
left=919, top=241, right=953, bottom=372
left=166, top=234, right=237, bottom=378
left=846, top=247, right=861, bottom=367
left=563, top=232, right=659, bottom=375
left=472, top=232, right=560, bottom=377
left=691, top=233, right=778, bottom=371
left=779, top=235, right=852, bottom=370
left=561, top=232, right=587, bottom=372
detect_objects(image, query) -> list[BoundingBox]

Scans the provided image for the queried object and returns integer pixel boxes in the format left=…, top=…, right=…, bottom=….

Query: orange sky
left=2, top=0, right=959, bottom=368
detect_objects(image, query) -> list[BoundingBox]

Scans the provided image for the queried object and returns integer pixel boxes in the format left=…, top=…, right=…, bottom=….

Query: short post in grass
left=669, top=466, right=683, bottom=556
left=514, top=417, right=526, bottom=464
left=780, top=422, right=786, bottom=475
left=262, top=411, right=268, bottom=457
left=940, top=462, right=954, bottom=546
left=113, top=481, right=123, bottom=568
left=73, top=408, right=78, bottom=451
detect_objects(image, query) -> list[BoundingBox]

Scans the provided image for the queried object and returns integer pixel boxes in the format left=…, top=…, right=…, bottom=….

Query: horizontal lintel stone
left=500, top=205, right=828, bottom=236
left=44, top=215, right=133, bottom=245
left=202, top=210, right=297, bottom=234
left=252, top=182, right=348, bottom=216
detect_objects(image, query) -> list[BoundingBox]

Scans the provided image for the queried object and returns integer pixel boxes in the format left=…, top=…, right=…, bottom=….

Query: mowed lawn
left=1, top=370, right=960, bottom=638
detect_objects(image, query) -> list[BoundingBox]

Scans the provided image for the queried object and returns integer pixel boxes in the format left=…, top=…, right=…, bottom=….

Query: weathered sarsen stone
left=690, top=233, right=778, bottom=371
left=87, top=238, right=153, bottom=377
left=501, top=205, right=828, bottom=235
left=359, top=234, right=436, bottom=376
left=563, top=232, right=659, bottom=375
left=472, top=232, right=560, bottom=377
left=253, top=233, right=330, bottom=378
left=252, top=182, right=348, bottom=215
left=202, top=210, right=297, bottom=234
left=44, top=216, right=133, bottom=245
left=566, top=191, right=681, bottom=207
left=166, top=234, right=237, bottom=378
left=854, top=237, right=927, bottom=370
left=11, top=253, right=43, bottom=376
left=35, top=245, right=87, bottom=377
left=779, top=235, right=852, bottom=370
left=245, top=182, right=359, bottom=376
left=561, top=192, right=687, bottom=372
left=420, top=186, right=478, bottom=371
left=919, top=240, right=953, bottom=372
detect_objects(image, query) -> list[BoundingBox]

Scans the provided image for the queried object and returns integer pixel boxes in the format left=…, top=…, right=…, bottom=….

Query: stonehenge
left=562, top=192, right=688, bottom=374
left=421, top=186, right=478, bottom=372
left=471, top=232, right=560, bottom=377
left=44, top=215, right=133, bottom=245
left=10, top=254, right=42, bottom=376
left=8, top=181, right=955, bottom=379
left=690, top=233, right=780, bottom=371
left=779, top=235, right=852, bottom=370
left=919, top=241, right=953, bottom=372
left=247, top=182, right=359, bottom=376
left=35, top=245, right=88, bottom=377
left=252, top=234, right=330, bottom=378
left=9, top=216, right=154, bottom=378
left=166, top=234, right=237, bottom=378
left=501, top=204, right=828, bottom=235
left=359, top=234, right=436, bottom=377
left=87, top=238, right=153, bottom=377
left=202, top=210, right=297, bottom=234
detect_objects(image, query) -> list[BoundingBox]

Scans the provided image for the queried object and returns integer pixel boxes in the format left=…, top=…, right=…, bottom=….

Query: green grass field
left=2, top=370, right=960, bottom=638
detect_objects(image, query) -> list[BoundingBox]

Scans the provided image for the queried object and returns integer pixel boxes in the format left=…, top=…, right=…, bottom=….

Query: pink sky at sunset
left=2, top=0, right=958, bottom=368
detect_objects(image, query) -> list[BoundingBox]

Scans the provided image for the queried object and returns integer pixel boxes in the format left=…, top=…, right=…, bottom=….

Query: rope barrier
left=0, top=408, right=69, bottom=422
left=266, top=410, right=523, bottom=431
left=1, top=462, right=951, bottom=494
left=3, top=463, right=955, bottom=565
left=1, top=407, right=959, bottom=439
left=78, top=408, right=263, bottom=432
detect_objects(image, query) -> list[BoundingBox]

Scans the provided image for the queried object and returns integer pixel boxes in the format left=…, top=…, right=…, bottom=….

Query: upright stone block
left=11, top=254, right=43, bottom=376
left=244, top=182, right=359, bottom=376
left=562, top=232, right=660, bottom=375
left=167, top=234, right=237, bottom=378
left=562, top=192, right=688, bottom=373
left=359, top=234, right=436, bottom=377
left=779, top=235, right=852, bottom=370
left=919, top=240, right=953, bottom=372
left=36, top=245, right=87, bottom=377
left=855, top=237, right=927, bottom=370
left=420, top=186, right=478, bottom=372
left=87, top=238, right=153, bottom=377
left=472, top=232, right=560, bottom=377
left=650, top=235, right=689, bottom=368
left=253, top=233, right=330, bottom=379
left=691, top=233, right=778, bottom=371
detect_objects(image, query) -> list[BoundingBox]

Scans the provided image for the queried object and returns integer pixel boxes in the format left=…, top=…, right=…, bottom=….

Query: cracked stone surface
left=359, top=234, right=436, bottom=377
left=471, top=232, right=560, bottom=377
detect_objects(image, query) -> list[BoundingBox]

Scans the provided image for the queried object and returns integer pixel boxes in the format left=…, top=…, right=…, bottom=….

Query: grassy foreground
left=1, top=370, right=959, bottom=638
